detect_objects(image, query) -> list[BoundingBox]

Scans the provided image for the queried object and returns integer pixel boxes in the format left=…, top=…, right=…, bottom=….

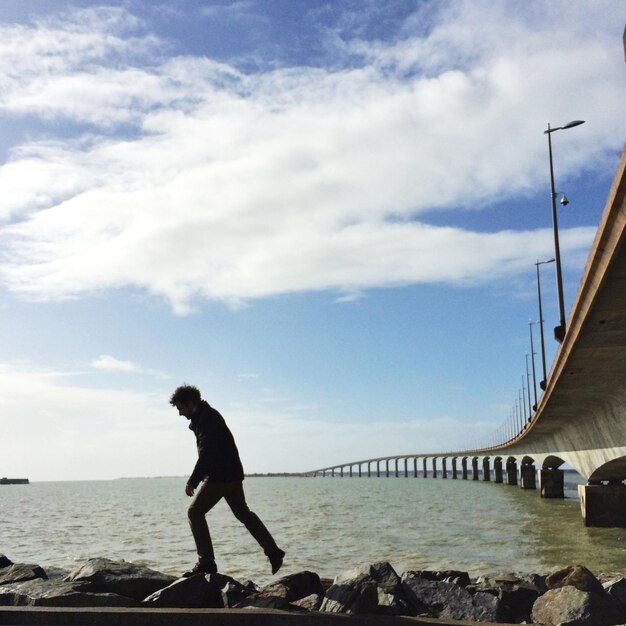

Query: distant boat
left=0, top=477, right=29, bottom=485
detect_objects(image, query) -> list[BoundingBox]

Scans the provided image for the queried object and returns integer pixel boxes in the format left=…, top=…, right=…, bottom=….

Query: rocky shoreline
left=2, top=554, right=626, bottom=625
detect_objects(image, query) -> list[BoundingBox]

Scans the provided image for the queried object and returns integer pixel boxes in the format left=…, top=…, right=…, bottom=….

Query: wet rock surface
left=2, top=554, right=626, bottom=624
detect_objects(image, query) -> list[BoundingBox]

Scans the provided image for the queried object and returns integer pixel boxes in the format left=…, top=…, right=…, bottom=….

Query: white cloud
left=0, top=2, right=623, bottom=310
left=91, top=354, right=168, bottom=379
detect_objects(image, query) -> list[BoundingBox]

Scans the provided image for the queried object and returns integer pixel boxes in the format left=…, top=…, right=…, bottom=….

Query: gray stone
left=408, top=569, right=471, bottom=587
left=0, top=563, right=47, bottom=585
left=604, top=577, right=626, bottom=608
left=0, top=556, right=13, bottom=569
left=292, top=593, right=323, bottom=611
left=402, top=572, right=499, bottom=621
left=273, top=570, right=325, bottom=602
left=64, top=557, right=176, bottom=601
left=216, top=574, right=257, bottom=608
left=546, top=565, right=605, bottom=595
left=532, top=585, right=623, bottom=626
left=368, top=562, right=403, bottom=595
left=319, top=573, right=379, bottom=614
left=142, top=573, right=223, bottom=608
left=0, top=578, right=138, bottom=607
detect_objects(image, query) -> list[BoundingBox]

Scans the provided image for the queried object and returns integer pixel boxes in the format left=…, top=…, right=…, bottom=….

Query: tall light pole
left=525, top=354, right=533, bottom=419
left=529, top=320, right=538, bottom=410
left=545, top=119, right=585, bottom=342
left=535, top=257, right=555, bottom=389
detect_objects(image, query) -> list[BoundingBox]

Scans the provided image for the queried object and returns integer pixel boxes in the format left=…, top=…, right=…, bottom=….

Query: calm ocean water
left=2, top=475, right=626, bottom=587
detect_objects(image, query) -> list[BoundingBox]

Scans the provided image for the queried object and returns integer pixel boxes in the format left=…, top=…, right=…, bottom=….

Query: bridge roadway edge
left=0, top=606, right=520, bottom=626
left=303, top=143, right=626, bottom=525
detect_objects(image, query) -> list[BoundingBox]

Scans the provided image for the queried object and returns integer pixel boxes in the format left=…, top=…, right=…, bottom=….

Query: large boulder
left=532, top=585, right=623, bottom=626
left=0, top=563, right=47, bottom=585
left=319, top=572, right=379, bottom=614
left=142, top=573, right=223, bottom=608
left=546, top=565, right=605, bottom=595
left=0, top=556, right=13, bottom=569
left=235, top=571, right=324, bottom=610
left=604, top=577, right=626, bottom=611
left=0, top=578, right=138, bottom=607
left=401, top=572, right=499, bottom=622
left=64, top=557, right=175, bottom=601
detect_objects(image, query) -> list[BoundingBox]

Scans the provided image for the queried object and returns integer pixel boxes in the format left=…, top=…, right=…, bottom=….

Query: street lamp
left=535, top=257, right=555, bottom=389
left=528, top=320, right=538, bottom=410
left=545, top=119, right=585, bottom=342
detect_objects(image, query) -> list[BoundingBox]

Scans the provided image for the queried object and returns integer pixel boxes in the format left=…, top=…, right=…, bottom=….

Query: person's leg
left=187, top=480, right=224, bottom=570
left=223, top=481, right=285, bottom=573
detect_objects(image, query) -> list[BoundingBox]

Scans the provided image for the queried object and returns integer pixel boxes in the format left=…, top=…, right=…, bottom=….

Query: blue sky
left=0, top=0, right=624, bottom=481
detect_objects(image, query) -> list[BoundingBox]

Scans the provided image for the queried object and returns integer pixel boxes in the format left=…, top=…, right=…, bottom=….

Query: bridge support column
left=442, top=458, right=447, bottom=478
left=340, top=467, right=344, bottom=478
left=506, top=460, right=518, bottom=485
left=423, top=458, right=428, bottom=478
left=541, top=469, right=564, bottom=498
left=579, top=483, right=626, bottom=527
left=395, top=459, right=399, bottom=478
left=482, top=458, right=491, bottom=481
left=452, top=458, right=457, bottom=479
left=520, top=462, right=536, bottom=489
left=367, top=462, right=371, bottom=478
left=404, top=458, right=408, bottom=478
left=414, top=458, right=418, bottom=477
left=349, top=465, right=353, bottom=478
left=331, top=469, right=335, bottom=477
left=462, top=458, right=468, bottom=480
left=432, top=458, right=438, bottom=478
left=472, top=458, right=479, bottom=480
left=494, top=458, right=503, bottom=483
left=386, top=460, right=390, bottom=478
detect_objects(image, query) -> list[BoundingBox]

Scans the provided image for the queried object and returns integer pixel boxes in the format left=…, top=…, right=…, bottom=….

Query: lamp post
left=529, top=320, right=538, bottom=409
left=525, top=354, right=533, bottom=419
left=535, top=257, right=555, bottom=389
left=545, top=119, right=585, bottom=342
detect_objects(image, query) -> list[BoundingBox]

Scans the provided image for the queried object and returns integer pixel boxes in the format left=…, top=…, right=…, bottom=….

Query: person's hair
left=169, top=384, right=202, bottom=406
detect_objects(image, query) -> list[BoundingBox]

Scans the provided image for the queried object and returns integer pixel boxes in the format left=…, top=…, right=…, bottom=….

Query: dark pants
left=188, top=480, right=278, bottom=562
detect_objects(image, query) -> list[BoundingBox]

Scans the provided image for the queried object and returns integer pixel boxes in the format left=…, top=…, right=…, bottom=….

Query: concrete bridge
left=305, top=142, right=626, bottom=528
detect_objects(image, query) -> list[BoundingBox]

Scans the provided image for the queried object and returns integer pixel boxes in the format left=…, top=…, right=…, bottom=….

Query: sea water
left=2, top=475, right=626, bottom=586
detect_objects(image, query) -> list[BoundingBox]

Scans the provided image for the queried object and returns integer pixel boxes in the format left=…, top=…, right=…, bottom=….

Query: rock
left=216, top=575, right=257, bottom=608
left=532, top=585, right=623, bottom=626
left=292, top=593, right=323, bottom=611
left=0, top=563, right=48, bottom=585
left=401, top=572, right=499, bottom=621
left=142, top=573, right=223, bottom=608
left=274, top=571, right=325, bottom=602
left=409, top=569, right=471, bottom=587
left=0, top=578, right=138, bottom=607
left=319, top=572, right=379, bottom=614
left=546, top=565, right=605, bottom=595
left=0, top=556, right=13, bottom=569
left=604, top=577, right=626, bottom=608
left=368, top=562, right=403, bottom=595
left=64, top=557, right=175, bottom=601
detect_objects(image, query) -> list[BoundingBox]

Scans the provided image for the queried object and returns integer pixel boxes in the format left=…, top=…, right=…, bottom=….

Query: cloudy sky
left=0, top=0, right=624, bottom=481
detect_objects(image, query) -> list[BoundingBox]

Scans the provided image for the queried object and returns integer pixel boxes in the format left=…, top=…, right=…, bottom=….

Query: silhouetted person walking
left=170, top=384, right=284, bottom=576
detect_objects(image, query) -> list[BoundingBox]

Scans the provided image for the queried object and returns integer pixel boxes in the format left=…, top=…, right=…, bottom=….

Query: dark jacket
left=187, top=400, right=245, bottom=487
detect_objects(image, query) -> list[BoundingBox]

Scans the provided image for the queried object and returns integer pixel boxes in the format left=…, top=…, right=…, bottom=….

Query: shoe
left=268, top=549, right=285, bottom=575
left=182, top=558, right=217, bottom=577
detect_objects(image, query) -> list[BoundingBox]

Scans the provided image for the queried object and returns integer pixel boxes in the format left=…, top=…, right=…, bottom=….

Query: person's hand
left=185, top=484, right=195, bottom=497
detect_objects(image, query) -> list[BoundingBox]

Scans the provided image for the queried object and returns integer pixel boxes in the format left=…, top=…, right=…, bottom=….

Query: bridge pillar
left=472, top=457, right=479, bottom=480
left=385, top=460, right=390, bottom=478
left=341, top=467, right=344, bottom=478
left=432, top=458, right=438, bottom=478
left=367, top=462, right=371, bottom=478
left=442, top=458, right=447, bottom=478
left=520, top=462, right=536, bottom=489
left=540, top=469, right=564, bottom=498
left=506, top=460, right=518, bottom=485
left=451, top=458, right=458, bottom=479
left=462, top=458, right=468, bottom=480
left=413, top=458, right=418, bottom=477
left=579, top=483, right=626, bottom=527
left=376, top=461, right=380, bottom=478
left=494, top=458, right=503, bottom=483
left=482, top=458, right=491, bottom=481
left=349, top=465, right=353, bottom=478
left=359, top=463, right=363, bottom=478
left=331, top=468, right=335, bottom=477
left=395, top=459, right=399, bottom=478
left=423, top=458, right=428, bottom=478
